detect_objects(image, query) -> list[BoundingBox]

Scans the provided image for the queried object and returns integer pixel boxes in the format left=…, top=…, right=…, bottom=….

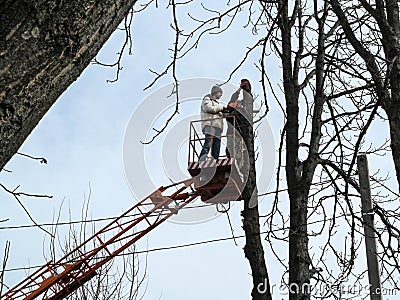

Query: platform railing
left=188, top=115, right=236, bottom=164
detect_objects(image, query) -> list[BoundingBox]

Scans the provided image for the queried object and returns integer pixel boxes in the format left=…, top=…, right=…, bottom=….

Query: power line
left=4, top=233, right=249, bottom=273
left=0, top=203, right=212, bottom=231
left=3, top=212, right=358, bottom=273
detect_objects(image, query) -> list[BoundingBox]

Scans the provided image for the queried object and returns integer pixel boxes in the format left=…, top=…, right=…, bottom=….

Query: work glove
left=228, top=102, right=241, bottom=111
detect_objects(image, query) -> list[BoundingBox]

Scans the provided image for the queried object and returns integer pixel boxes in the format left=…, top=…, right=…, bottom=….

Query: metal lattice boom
left=2, top=178, right=196, bottom=300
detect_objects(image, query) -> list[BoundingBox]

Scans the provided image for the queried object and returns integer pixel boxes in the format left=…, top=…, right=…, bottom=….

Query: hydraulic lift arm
left=2, top=178, right=196, bottom=300
left=3, top=114, right=244, bottom=300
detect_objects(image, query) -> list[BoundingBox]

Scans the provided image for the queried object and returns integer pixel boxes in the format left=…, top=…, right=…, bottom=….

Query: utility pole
left=357, top=153, right=383, bottom=300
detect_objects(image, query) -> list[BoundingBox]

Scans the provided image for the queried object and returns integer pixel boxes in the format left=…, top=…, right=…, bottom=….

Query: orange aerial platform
left=2, top=116, right=243, bottom=299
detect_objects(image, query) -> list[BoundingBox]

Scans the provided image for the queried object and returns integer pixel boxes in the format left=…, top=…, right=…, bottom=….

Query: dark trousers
left=199, top=126, right=222, bottom=160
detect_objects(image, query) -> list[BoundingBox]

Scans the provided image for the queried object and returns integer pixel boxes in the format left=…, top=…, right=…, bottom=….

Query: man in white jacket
left=199, top=85, right=227, bottom=161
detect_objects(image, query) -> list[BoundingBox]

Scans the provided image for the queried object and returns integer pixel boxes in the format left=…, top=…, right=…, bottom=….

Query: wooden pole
left=357, top=153, right=383, bottom=300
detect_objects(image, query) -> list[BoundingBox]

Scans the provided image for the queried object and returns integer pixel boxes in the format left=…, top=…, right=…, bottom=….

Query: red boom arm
left=2, top=178, right=196, bottom=300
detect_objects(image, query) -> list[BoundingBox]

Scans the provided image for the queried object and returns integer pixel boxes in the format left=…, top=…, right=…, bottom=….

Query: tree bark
left=279, top=1, right=311, bottom=299
left=0, top=0, right=137, bottom=170
left=329, top=0, right=400, bottom=189
left=241, top=89, right=272, bottom=300
left=384, top=0, right=400, bottom=189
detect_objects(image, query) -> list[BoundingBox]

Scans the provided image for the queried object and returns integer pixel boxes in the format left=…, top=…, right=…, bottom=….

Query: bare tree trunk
left=279, top=1, right=311, bottom=299
left=0, top=0, right=137, bottom=170
left=329, top=0, right=400, bottom=189
left=241, top=88, right=272, bottom=299
left=387, top=106, right=400, bottom=187
left=385, top=0, right=400, bottom=188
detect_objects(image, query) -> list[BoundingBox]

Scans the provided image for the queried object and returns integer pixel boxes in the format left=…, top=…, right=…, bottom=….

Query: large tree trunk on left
left=0, top=0, right=137, bottom=170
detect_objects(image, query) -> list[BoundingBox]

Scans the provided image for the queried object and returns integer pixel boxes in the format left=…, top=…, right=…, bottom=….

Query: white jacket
left=200, top=94, right=224, bottom=132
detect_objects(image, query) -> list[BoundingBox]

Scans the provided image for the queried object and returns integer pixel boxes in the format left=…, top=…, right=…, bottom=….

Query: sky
left=1, top=1, right=399, bottom=300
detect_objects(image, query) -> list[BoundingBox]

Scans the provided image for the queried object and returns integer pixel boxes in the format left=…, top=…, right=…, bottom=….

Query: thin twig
left=92, top=8, right=134, bottom=83
left=0, top=241, right=10, bottom=296
left=16, top=152, right=47, bottom=164
left=0, top=183, right=53, bottom=237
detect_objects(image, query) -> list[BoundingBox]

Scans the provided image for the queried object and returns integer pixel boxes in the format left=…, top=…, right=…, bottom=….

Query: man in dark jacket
left=225, top=79, right=252, bottom=168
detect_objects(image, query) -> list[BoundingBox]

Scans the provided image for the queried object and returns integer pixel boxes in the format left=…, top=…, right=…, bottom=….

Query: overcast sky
left=1, top=1, right=399, bottom=300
